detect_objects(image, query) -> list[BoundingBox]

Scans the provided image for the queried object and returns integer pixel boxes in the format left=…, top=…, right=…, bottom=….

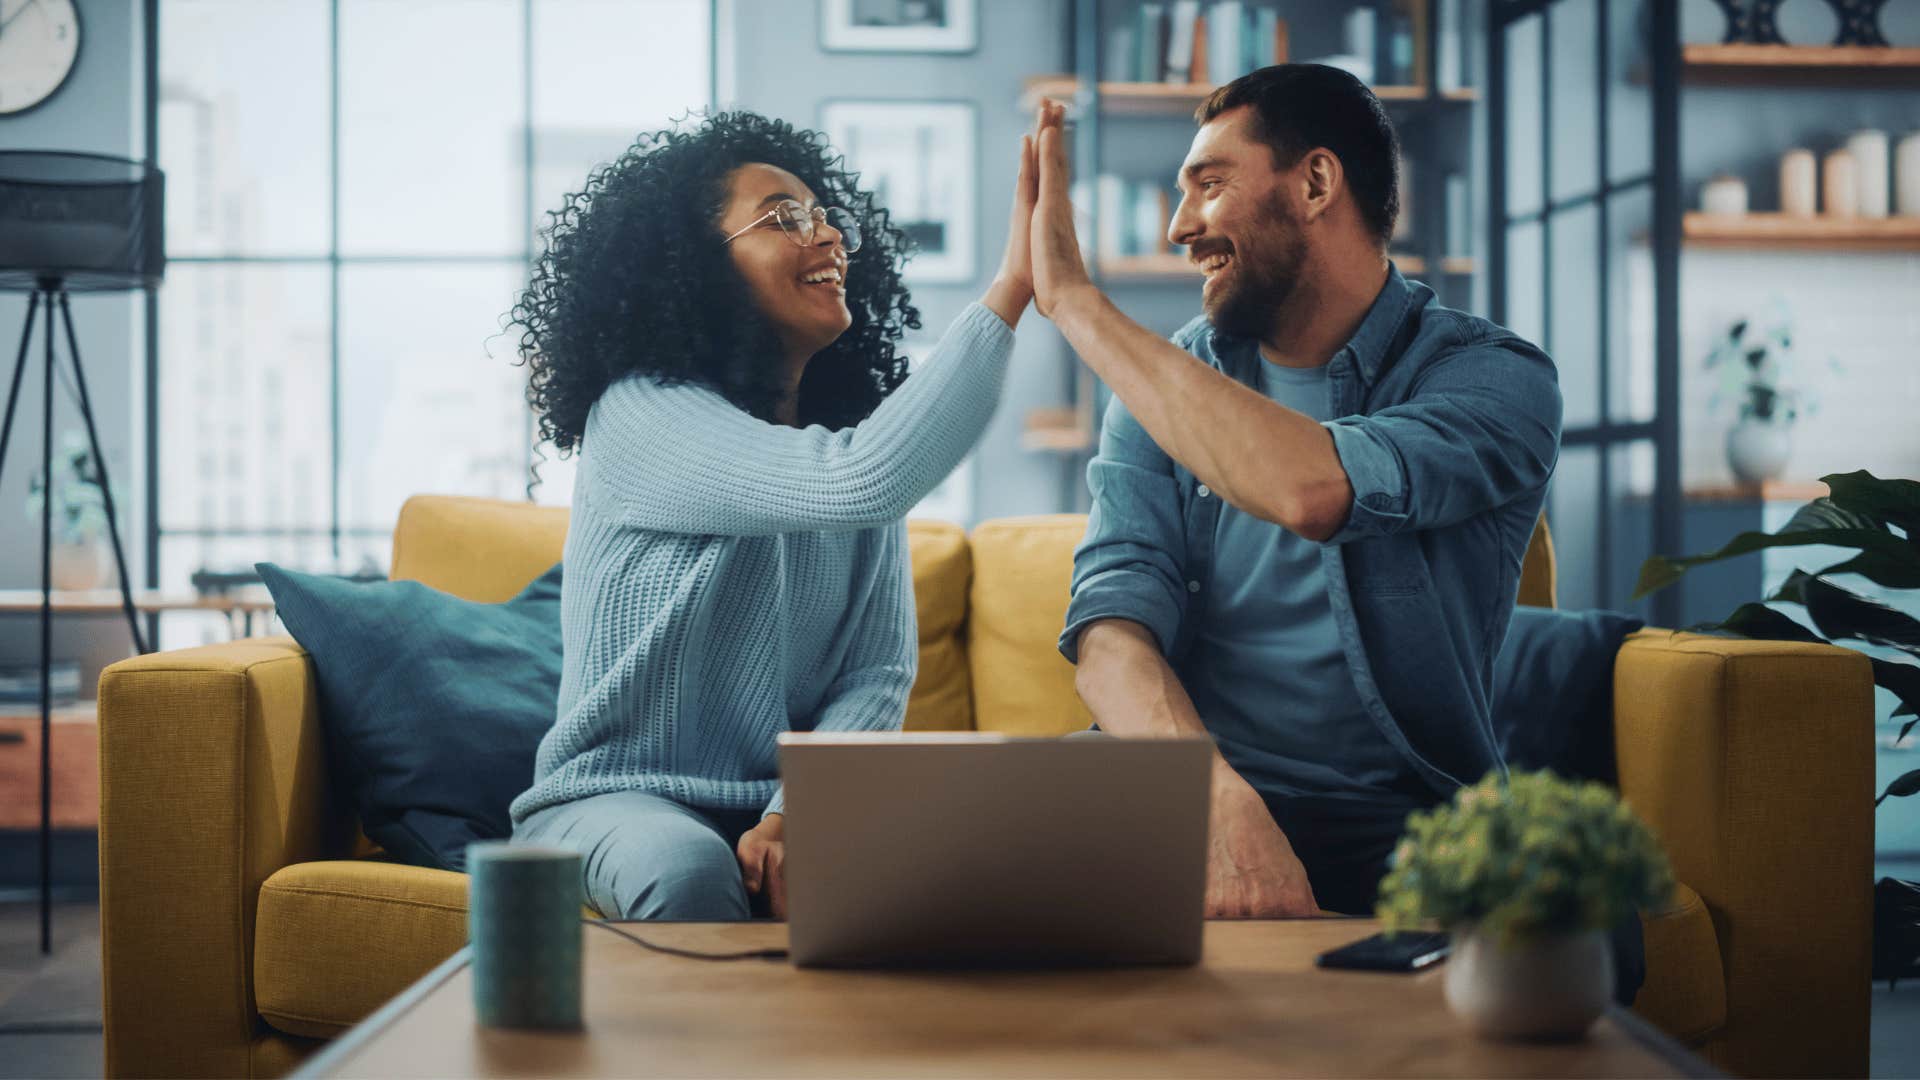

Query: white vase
left=1443, top=926, right=1614, bottom=1041
left=1726, top=418, right=1794, bottom=485
left=49, top=541, right=107, bottom=592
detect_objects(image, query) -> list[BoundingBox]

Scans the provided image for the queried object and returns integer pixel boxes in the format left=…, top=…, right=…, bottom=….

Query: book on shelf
left=1165, top=0, right=1201, bottom=84
left=1444, top=173, right=1471, bottom=258
left=1393, top=154, right=1413, bottom=243
left=1082, top=174, right=1179, bottom=259
left=1437, top=0, right=1467, bottom=91
left=1139, top=3, right=1167, bottom=82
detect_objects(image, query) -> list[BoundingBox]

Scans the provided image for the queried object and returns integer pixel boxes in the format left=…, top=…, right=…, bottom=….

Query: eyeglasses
left=723, top=199, right=863, bottom=253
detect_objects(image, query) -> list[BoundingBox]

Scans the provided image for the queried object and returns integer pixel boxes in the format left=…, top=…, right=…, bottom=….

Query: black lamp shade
left=0, top=151, right=165, bottom=293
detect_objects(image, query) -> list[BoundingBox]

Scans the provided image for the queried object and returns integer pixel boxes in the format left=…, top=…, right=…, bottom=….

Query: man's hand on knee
left=1206, top=771, right=1319, bottom=919
left=736, top=813, right=788, bottom=919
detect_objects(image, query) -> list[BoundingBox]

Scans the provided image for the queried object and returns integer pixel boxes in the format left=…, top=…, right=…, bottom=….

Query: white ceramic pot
left=1444, top=926, right=1614, bottom=1041
left=1726, top=418, right=1794, bottom=485
left=49, top=541, right=107, bottom=592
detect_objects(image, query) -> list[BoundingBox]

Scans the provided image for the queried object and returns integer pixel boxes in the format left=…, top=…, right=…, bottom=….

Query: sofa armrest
left=1612, top=629, right=1874, bottom=1079
left=98, top=636, right=355, bottom=1079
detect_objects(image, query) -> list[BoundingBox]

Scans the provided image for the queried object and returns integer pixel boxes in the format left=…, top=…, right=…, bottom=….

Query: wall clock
left=0, top=0, right=81, bottom=117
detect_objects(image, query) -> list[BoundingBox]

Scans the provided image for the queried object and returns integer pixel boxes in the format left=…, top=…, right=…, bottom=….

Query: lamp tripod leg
left=55, top=291, right=148, bottom=655
left=0, top=291, right=41, bottom=480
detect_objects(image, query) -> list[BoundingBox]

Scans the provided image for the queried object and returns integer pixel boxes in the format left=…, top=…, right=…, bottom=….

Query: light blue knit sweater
left=509, top=303, right=1014, bottom=827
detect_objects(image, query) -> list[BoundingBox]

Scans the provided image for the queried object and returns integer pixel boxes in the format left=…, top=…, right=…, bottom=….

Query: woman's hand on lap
left=736, top=813, right=788, bottom=919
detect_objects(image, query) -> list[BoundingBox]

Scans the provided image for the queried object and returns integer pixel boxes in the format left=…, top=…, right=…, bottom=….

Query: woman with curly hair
left=506, top=108, right=1039, bottom=921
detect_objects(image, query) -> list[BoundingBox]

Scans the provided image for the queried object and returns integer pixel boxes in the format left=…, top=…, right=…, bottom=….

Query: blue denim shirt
left=1058, top=266, right=1563, bottom=796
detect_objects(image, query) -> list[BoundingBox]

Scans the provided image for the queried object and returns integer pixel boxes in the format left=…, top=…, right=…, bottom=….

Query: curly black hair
left=511, top=110, right=922, bottom=456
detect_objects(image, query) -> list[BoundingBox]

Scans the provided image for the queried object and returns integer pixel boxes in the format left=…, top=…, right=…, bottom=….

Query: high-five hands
left=1029, top=99, right=1097, bottom=321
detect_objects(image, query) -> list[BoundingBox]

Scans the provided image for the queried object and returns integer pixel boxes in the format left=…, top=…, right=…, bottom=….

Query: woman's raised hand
left=980, top=104, right=1044, bottom=328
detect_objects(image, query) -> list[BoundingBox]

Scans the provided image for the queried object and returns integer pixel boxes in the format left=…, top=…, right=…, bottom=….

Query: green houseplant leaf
left=1633, top=495, right=1920, bottom=600
left=1881, top=768, right=1920, bottom=807
left=1770, top=571, right=1920, bottom=659
left=1822, top=470, right=1920, bottom=537
left=1641, top=472, right=1920, bottom=801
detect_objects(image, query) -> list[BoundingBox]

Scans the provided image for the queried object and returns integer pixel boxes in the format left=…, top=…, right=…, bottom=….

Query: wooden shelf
left=1684, top=480, right=1830, bottom=504
left=1096, top=253, right=1475, bottom=279
left=1021, top=77, right=1474, bottom=116
left=1684, top=43, right=1920, bottom=78
left=1683, top=212, right=1920, bottom=250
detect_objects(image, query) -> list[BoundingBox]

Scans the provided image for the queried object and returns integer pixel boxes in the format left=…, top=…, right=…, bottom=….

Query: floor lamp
left=0, top=151, right=164, bottom=955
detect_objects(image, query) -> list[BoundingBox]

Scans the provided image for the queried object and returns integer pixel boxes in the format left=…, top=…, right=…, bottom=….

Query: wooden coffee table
left=294, top=919, right=1716, bottom=1078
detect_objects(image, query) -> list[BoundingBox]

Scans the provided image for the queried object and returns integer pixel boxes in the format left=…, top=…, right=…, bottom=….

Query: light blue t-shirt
left=1180, top=358, right=1410, bottom=801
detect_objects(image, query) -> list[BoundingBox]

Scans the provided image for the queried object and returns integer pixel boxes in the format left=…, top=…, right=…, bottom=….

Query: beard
left=1201, top=191, right=1307, bottom=341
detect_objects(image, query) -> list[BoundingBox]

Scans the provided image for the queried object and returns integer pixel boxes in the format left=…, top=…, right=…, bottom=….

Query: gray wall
left=725, top=0, right=1076, bottom=522
left=0, top=0, right=147, bottom=687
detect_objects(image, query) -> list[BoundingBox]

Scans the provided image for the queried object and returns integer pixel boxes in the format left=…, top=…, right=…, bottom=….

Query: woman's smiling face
left=718, top=162, right=854, bottom=365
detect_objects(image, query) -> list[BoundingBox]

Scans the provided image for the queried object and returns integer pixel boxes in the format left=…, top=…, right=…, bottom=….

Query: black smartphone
left=1314, top=930, right=1450, bottom=973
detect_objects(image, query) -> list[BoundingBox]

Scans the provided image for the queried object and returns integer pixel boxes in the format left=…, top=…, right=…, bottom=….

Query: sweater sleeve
left=763, top=522, right=916, bottom=819
left=584, top=303, right=1012, bottom=536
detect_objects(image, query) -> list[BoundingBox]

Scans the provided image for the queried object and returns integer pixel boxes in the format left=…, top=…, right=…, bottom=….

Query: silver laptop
left=778, top=732, right=1212, bottom=968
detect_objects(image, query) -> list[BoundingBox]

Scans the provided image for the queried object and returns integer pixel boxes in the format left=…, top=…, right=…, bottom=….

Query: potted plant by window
left=25, top=432, right=115, bottom=592
left=1703, top=309, right=1823, bottom=485
left=1377, top=771, right=1674, bottom=1041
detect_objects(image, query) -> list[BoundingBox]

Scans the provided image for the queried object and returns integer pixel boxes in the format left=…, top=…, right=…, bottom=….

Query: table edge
left=287, top=946, right=472, bottom=1080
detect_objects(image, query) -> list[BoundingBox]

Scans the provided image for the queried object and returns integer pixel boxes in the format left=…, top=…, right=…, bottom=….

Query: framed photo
left=821, top=100, right=976, bottom=284
left=819, top=0, right=977, bottom=53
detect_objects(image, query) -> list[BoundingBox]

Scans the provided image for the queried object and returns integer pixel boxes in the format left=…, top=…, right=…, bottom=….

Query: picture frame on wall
left=819, top=0, right=977, bottom=54
left=821, top=100, right=976, bottom=284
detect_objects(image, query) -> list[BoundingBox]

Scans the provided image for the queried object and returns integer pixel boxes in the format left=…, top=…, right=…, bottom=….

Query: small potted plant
left=25, top=432, right=115, bottom=591
left=1377, top=770, right=1674, bottom=1041
left=1703, top=308, right=1821, bottom=485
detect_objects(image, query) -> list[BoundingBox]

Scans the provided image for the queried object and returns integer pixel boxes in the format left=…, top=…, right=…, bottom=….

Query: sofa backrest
left=392, top=495, right=569, bottom=601
left=390, top=496, right=1553, bottom=735
left=964, top=515, right=1093, bottom=736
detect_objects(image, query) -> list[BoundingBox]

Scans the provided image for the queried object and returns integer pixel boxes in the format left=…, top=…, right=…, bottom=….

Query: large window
left=154, top=0, right=711, bottom=634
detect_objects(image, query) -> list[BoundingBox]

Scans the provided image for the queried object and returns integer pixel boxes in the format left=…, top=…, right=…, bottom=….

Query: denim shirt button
left=1186, top=580, right=1201, bottom=593
left=1197, top=484, right=1211, bottom=497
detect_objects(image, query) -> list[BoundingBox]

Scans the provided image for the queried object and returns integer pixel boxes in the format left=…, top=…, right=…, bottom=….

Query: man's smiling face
left=1169, top=106, right=1310, bottom=341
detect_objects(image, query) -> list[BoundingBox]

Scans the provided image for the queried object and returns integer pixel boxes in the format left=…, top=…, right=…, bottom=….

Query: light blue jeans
left=513, top=790, right=759, bottom=920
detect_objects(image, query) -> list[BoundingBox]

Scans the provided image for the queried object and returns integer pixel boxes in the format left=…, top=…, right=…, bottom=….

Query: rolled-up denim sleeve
left=1058, top=391, right=1190, bottom=664
left=1321, top=337, right=1562, bottom=545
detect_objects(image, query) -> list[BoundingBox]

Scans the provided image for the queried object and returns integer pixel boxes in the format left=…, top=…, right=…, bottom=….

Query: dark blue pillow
left=256, top=562, right=563, bottom=872
left=1491, top=607, right=1645, bottom=784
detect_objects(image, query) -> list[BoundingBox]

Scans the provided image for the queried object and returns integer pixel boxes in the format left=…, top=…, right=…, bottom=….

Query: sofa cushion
left=1635, top=881, right=1728, bottom=1047
left=905, top=520, right=973, bottom=731
left=253, top=860, right=470, bottom=1039
left=1491, top=606, right=1644, bottom=783
left=968, top=516, right=1093, bottom=735
left=256, top=561, right=563, bottom=871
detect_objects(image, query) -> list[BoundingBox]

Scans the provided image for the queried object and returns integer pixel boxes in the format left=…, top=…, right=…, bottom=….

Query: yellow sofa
left=98, top=495, right=1875, bottom=1078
